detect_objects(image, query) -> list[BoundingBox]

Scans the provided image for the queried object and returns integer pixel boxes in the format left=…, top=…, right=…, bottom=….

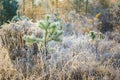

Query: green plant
left=23, top=15, right=63, bottom=56
left=90, top=31, right=96, bottom=40
left=90, top=31, right=104, bottom=41
left=0, top=0, right=18, bottom=25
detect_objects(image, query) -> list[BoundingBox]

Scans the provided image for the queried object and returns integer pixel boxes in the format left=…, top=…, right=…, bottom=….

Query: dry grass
left=0, top=13, right=120, bottom=80
left=0, top=32, right=120, bottom=80
left=0, top=45, right=24, bottom=80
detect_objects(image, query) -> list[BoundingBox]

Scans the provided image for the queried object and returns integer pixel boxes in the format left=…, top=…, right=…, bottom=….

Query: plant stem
left=44, top=29, right=48, bottom=57
left=86, top=0, right=88, bottom=15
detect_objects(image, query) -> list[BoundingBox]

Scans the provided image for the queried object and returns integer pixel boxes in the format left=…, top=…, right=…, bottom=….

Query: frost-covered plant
left=23, top=15, right=63, bottom=56
left=73, top=0, right=85, bottom=13
left=12, top=11, right=29, bottom=22
left=110, top=2, right=120, bottom=33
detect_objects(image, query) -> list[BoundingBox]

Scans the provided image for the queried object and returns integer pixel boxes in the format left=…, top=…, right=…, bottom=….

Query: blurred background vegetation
left=0, top=0, right=120, bottom=80
left=0, top=0, right=119, bottom=25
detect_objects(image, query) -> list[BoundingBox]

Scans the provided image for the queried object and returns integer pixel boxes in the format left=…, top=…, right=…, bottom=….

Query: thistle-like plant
left=23, top=15, right=63, bottom=56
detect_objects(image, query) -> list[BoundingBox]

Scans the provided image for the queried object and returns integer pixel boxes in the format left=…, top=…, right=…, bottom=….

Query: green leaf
left=48, top=48, right=55, bottom=52
left=26, top=41, right=33, bottom=46
left=23, top=34, right=43, bottom=46
left=39, top=20, right=46, bottom=29
left=49, top=23, right=57, bottom=29
left=48, top=24, right=57, bottom=35
left=45, top=15, right=50, bottom=21
left=54, top=30, right=63, bottom=38
left=53, top=38, right=62, bottom=42
left=46, top=21, right=51, bottom=29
